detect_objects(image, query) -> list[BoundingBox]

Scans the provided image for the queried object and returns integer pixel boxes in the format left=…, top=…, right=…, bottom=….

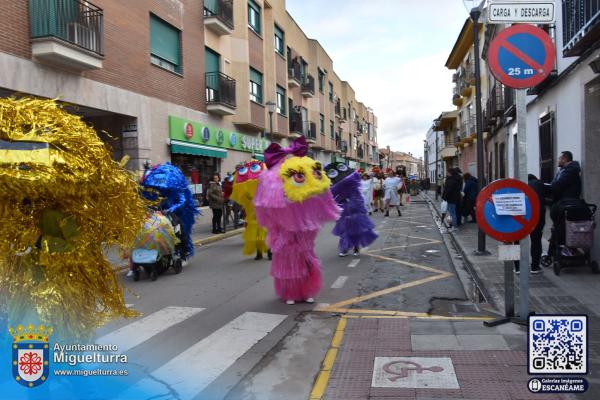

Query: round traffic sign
left=476, top=178, right=540, bottom=242
left=488, top=24, right=555, bottom=89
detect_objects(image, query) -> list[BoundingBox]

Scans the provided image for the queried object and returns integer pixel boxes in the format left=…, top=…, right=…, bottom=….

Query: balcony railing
left=289, top=111, right=304, bottom=135
left=288, top=62, right=302, bottom=87
left=504, top=86, right=515, bottom=114
left=30, top=0, right=104, bottom=55
left=301, top=74, right=315, bottom=97
left=205, top=72, right=236, bottom=110
left=335, top=100, right=341, bottom=116
left=203, top=0, right=234, bottom=31
left=308, top=122, right=317, bottom=140
left=335, top=135, right=342, bottom=150
left=563, top=0, right=600, bottom=56
left=341, top=107, right=347, bottom=121
left=340, top=140, right=348, bottom=153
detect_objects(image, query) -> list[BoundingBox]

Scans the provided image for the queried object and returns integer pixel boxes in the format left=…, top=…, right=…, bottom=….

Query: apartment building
left=0, top=0, right=378, bottom=189
left=445, top=17, right=490, bottom=179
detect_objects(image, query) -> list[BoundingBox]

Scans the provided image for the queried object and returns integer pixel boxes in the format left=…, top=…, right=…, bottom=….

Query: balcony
left=288, top=62, right=302, bottom=88
left=289, top=111, right=304, bottom=136
left=335, top=99, right=341, bottom=117
left=357, top=145, right=364, bottom=159
left=301, top=74, right=315, bottom=98
left=204, top=0, right=234, bottom=36
left=563, top=0, right=600, bottom=56
left=335, top=135, right=342, bottom=151
left=340, top=107, right=347, bottom=121
left=205, top=72, right=236, bottom=115
left=29, top=0, right=104, bottom=70
left=452, top=87, right=463, bottom=107
left=340, top=140, right=348, bottom=153
left=504, top=86, right=515, bottom=116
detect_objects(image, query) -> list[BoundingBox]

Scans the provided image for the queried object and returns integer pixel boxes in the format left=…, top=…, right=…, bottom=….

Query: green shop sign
left=169, top=116, right=268, bottom=154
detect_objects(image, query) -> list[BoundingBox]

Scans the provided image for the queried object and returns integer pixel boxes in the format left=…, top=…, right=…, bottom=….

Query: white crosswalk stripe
left=331, top=275, right=348, bottom=288
left=116, top=311, right=287, bottom=400
left=96, top=306, right=205, bottom=353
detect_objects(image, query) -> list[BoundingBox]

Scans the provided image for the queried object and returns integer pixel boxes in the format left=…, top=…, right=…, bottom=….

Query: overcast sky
left=286, top=0, right=468, bottom=158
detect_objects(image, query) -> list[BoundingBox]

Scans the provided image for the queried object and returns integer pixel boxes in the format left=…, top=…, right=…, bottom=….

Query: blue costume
left=326, top=163, right=378, bottom=253
left=142, top=163, right=199, bottom=258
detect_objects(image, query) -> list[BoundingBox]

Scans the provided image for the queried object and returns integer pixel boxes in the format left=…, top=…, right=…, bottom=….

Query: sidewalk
left=424, top=190, right=600, bottom=397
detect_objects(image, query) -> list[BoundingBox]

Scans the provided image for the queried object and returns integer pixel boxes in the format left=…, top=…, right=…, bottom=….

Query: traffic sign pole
left=516, top=88, right=530, bottom=324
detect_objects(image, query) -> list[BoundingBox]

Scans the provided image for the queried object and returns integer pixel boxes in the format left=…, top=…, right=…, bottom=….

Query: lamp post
left=266, top=101, right=276, bottom=144
left=463, top=0, right=488, bottom=255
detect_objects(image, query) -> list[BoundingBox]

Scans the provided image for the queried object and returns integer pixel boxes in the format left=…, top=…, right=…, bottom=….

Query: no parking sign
left=476, top=179, right=540, bottom=242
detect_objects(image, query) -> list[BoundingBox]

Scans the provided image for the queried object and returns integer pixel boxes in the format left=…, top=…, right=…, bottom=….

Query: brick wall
left=0, top=0, right=205, bottom=112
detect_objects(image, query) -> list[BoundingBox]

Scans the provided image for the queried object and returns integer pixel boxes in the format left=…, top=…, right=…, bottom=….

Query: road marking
left=125, top=304, right=134, bottom=308
left=347, top=259, right=360, bottom=268
left=124, top=312, right=287, bottom=400
left=309, top=317, right=347, bottom=400
left=331, top=276, right=348, bottom=289
left=96, top=306, right=204, bottom=352
left=316, top=303, right=330, bottom=309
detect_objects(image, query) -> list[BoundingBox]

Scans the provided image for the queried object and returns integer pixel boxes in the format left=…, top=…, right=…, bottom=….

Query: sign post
left=476, top=179, right=540, bottom=327
left=486, top=24, right=555, bottom=324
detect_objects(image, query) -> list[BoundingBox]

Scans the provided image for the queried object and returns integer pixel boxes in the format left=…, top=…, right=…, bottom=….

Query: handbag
left=441, top=200, right=448, bottom=213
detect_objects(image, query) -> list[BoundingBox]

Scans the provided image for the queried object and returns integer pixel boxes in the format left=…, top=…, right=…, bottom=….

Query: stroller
left=541, top=200, right=598, bottom=275
left=131, top=211, right=184, bottom=281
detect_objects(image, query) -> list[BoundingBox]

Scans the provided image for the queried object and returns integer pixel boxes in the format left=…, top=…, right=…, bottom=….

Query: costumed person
left=383, top=170, right=403, bottom=217
left=360, top=173, right=374, bottom=215
left=230, top=159, right=271, bottom=260
left=141, top=162, right=199, bottom=260
left=0, top=97, right=148, bottom=340
left=326, top=164, right=378, bottom=257
left=254, top=137, right=340, bottom=304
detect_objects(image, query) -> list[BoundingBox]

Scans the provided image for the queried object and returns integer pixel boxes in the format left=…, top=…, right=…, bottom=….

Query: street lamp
left=266, top=100, right=276, bottom=144
left=463, top=0, right=489, bottom=255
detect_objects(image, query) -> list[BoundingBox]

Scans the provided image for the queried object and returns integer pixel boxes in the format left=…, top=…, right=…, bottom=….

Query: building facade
left=0, top=0, right=378, bottom=194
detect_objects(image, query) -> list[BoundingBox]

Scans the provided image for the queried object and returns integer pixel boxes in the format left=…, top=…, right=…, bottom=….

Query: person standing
left=442, top=168, right=462, bottom=231
left=461, top=172, right=478, bottom=223
left=436, top=174, right=444, bottom=200
left=222, top=172, right=234, bottom=231
left=372, top=173, right=385, bottom=212
left=383, top=170, right=403, bottom=217
left=515, top=174, right=546, bottom=274
left=360, top=173, right=374, bottom=215
left=207, top=174, right=224, bottom=234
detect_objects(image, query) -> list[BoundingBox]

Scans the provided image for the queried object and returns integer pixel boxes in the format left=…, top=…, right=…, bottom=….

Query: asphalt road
left=93, top=198, right=475, bottom=400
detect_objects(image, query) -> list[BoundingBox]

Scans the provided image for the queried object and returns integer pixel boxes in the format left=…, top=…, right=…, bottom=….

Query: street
left=89, top=198, right=543, bottom=400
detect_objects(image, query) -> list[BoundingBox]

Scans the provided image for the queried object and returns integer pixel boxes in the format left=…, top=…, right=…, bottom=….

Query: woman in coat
left=207, top=174, right=225, bottom=234
left=442, top=168, right=462, bottom=230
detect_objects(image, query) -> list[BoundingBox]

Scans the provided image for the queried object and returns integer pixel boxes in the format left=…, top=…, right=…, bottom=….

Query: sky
left=286, top=0, right=468, bottom=158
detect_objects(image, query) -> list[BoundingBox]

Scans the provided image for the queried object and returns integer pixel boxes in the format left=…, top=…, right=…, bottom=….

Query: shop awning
left=253, top=154, right=264, bottom=161
left=170, top=139, right=227, bottom=159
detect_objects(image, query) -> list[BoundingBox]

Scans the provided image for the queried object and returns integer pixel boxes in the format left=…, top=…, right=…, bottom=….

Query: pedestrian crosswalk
left=95, top=306, right=288, bottom=400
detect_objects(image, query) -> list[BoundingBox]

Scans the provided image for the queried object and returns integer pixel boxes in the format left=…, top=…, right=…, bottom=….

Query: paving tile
left=369, top=387, right=416, bottom=397
left=403, top=350, right=527, bottom=365
left=456, top=334, right=509, bottom=350
left=411, top=335, right=461, bottom=350
left=457, top=380, right=512, bottom=399
left=409, top=320, right=454, bottom=335
left=414, top=388, right=465, bottom=398
left=502, top=334, right=527, bottom=351
left=372, top=357, right=459, bottom=389
left=452, top=321, right=500, bottom=335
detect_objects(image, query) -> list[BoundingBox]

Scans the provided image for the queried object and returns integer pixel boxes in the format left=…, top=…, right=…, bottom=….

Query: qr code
left=529, top=315, right=587, bottom=374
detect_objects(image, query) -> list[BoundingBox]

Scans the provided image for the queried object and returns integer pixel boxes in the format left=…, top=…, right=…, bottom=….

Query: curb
left=423, top=193, right=498, bottom=311
left=112, top=228, right=244, bottom=273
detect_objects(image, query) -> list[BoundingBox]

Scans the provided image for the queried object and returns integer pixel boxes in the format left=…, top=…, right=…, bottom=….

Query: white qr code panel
left=529, top=315, right=587, bottom=374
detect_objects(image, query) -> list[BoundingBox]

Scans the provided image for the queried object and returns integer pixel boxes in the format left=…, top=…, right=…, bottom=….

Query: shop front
left=168, top=116, right=268, bottom=204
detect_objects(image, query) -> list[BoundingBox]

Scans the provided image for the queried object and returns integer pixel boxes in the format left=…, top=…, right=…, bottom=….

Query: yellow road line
left=309, top=317, right=347, bottom=400
left=367, top=252, right=450, bottom=275
left=343, top=314, right=493, bottom=321
left=323, top=273, right=452, bottom=310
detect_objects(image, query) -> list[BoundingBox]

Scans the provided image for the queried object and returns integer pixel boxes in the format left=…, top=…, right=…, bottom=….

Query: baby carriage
left=541, top=200, right=598, bottom=275
left=131, top=211, right=184, bottom=281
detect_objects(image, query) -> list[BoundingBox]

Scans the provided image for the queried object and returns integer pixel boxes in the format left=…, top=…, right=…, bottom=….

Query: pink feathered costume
left=254, top=137, right=340, bottom=302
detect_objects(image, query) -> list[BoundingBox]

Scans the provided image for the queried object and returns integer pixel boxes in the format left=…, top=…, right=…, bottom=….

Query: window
left=249, top=68, right=263, bottom=103
left=248, top=0, right=261, bottom=34
left=320, top=114, right=325, bottom=135
left=276, top=85, right=286, bottom=115
left=318, top=69, right=324, bottom=93
left=274, top=24, right=284, bottom=56
left=328, top=82, right=333, bottom=102
left=330, top=120, right=334, bottom=139
left=150, top=14, right=181, bottom=73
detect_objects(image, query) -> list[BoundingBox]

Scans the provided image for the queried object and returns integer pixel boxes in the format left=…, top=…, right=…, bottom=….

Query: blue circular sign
left=230, top=132, right=238, bottom=146
left=202, top=127, right=210, bottom=142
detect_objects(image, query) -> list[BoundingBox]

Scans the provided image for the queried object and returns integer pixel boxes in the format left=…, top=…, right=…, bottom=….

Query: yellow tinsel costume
left=0, top=98, right=147, bottom=340
left=230, top=160, right=269, bottom=256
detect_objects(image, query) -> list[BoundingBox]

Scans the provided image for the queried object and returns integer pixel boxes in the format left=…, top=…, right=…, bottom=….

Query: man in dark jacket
left=442, top=168, right=462, bottom=230
left=461, top=172, right=478, bottom=223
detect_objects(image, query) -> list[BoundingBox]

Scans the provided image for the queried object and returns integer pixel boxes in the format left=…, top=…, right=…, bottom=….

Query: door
left=584, top=77, right=600, bottom=260
left=538, top=112, right=555, bottom=183
left=205, top=47, right=221, bottom=102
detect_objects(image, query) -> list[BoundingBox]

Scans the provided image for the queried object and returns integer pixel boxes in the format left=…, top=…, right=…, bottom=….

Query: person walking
left=207, top=174, right=225, bottom=234
left=222, top=172, right=234, bottom=231
left=383, top=170, right=403, bottom=217
left=372, top=173, right=385, bottom=212
left=360, top=173, right=374, bottom=215
left=442, top=168, right=462, bottom=231
left=436, top=174, right=444, bottom=200
left=461, top=172, right=478, bottom=224
left=515, top=174, right=546, bottom=274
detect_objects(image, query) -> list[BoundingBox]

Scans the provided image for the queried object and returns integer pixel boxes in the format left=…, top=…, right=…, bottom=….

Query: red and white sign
left=184, top=122, right=194, bottom=139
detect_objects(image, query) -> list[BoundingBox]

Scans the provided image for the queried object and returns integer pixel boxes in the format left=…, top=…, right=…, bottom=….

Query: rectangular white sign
left=492, top=193, right=526, bottom=215
left=488, top=2, right=555, bottom=24
left=498, top=244, right=520, bottom=261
